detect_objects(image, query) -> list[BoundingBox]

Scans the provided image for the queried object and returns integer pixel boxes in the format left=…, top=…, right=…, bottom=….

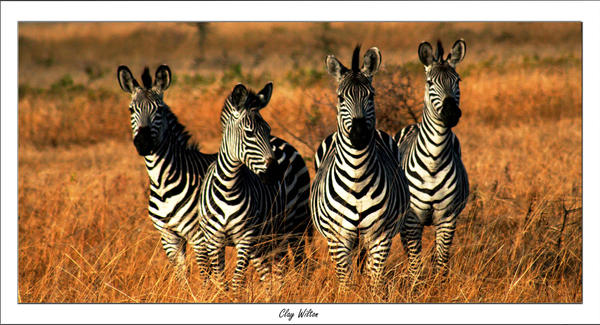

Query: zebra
left=117, top=65, right=217, bottom=281
left=394, top=39, right=469, bottom=278
left=310, top=45, right=410, bottom=289
left=199, top=82, right=312, bottom=291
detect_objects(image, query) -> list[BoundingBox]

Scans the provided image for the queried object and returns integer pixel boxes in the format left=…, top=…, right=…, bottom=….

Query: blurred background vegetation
left=18, top=22, right=581, bottom=149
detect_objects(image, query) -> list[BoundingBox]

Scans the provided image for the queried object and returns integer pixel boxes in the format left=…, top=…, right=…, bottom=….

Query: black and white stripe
left=311, top=46, right=410, bottom=289
left=394, top=40, right=469, bottom=277
left=199, top=82, right=311, bottom=291
left=117, top=65, right=217, bottom=281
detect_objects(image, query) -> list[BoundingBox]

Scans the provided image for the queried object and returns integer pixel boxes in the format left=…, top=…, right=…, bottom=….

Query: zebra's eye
left=368, top=93, right=374, bottom=101
left=244, top=129, right=253, bottom=138
left=129, top=106, right=134, bottom=114
left=426, top=80, right=434, bottom=86
left=338, top=95, right=344, bottom=103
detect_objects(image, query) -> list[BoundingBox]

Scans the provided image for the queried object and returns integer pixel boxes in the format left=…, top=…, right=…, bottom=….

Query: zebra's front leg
left=365, top=235, right=392, bottom=290
left=433, top=219, right=456, bottom=277
left=207, top=241, right=227, bottom=291
left=191, top=236, right=211, bottom=282
left=231, top=241, right=252, bottom=292
left=159, top=229, right=187, bottom=282
left=327, top=239, right=356, bottom=291
left=400, top=213, right=424, bottom=280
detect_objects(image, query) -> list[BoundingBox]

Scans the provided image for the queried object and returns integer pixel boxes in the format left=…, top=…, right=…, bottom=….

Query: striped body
left=311, top=46, right=409, bottom=289
left=199, top=83, right=311, bottom=290
left=117, top=65, right=216, bottom=281
left=394, top=40, right=469, bottom=277
left=144, top=109, right=216, bottom=279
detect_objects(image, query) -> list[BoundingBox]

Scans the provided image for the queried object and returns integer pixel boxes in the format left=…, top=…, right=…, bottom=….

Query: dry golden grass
left=18, top=22, right=581, bottom=303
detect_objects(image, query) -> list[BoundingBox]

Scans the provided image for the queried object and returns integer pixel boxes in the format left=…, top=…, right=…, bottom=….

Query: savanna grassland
left=18, top=22, right=582, bottom=303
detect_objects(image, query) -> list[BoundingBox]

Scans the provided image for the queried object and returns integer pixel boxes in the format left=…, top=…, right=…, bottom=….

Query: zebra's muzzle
left=133, top=127, right=155, bottom=156
left=441, top=98, right=462, bottom=128
left=349, top=118, right=372, bottom=149
left=258, top=158, right=281, bottom=186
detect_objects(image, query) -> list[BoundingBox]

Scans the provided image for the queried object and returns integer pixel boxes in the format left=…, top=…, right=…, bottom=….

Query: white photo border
left=2, top=1, right=598, bottom=324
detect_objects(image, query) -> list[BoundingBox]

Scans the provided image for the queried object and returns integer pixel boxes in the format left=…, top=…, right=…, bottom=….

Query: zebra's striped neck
left=215, top=143, right=244, bottom=190
left=334, top=131, right=375, bottom=174
left=419, top=101, right=453, bottom=159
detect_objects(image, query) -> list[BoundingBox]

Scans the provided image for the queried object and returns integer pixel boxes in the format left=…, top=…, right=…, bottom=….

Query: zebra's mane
left=223, top=88, right=260, bottom=120
left=244, top=89, right=268, bottom=111
left=435, top=40, right=444, bottom=63
left=351, top=44, right=361, bottom=72
left=141, top=67, right=153, bottom=89
left=162, top=104, right=200, bottom=152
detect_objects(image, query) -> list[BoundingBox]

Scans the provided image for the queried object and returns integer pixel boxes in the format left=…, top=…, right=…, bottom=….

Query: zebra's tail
left=357, top=247, right=368, bottom=274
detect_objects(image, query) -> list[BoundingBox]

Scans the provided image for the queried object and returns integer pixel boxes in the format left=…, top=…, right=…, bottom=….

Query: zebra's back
left=270, top=136, right=312, bottom=240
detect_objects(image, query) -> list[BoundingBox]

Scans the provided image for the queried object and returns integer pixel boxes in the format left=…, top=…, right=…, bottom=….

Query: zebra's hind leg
left=160, top=229, right=188, bottom=282
left=433, top=219, right=456, bottom=277
left=400, top=214, right=424, bottom=281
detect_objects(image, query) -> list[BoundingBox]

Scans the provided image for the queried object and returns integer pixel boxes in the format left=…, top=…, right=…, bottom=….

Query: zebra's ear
left=117, top=65, right=140, bottom=94
left=448, top=39, right=467, bottom=68
left=231, top=84, right=249, bottom=109
left=154, top=65, right=172, bottom=91
left=418, top=42, right=434, bottom=67
left=326, top=55, right=349, bottom=81
left=361, top=47, right=382, bottom=78
left=255, top=82, right=273, bottom=110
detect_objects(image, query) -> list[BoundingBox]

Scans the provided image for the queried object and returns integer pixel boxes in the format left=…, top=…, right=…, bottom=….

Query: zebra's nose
left=442, top=97, right=458, bottom=111
left=441, top=97, right=461, bottom=128
left=260, top=158, right=281, bottom=185
left=133, top=126, right=154, bottom=156
left=349, top=118, right=372, bottom=149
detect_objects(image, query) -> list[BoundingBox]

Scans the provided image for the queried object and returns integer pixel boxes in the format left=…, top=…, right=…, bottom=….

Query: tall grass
left=18, top=22, right=581, bottom=303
